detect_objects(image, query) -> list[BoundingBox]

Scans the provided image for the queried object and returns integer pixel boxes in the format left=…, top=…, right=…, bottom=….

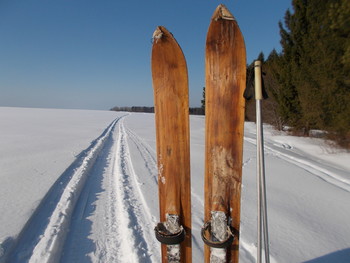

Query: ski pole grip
left=254, top=60, right=263, bottom=100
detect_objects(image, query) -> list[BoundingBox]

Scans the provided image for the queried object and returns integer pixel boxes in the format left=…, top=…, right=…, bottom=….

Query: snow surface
left=0, top=107, right=349, bottom=262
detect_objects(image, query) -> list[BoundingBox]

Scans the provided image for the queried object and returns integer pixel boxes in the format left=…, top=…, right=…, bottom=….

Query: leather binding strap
left=201, top=220, right=235, bottom=248
left=154, top=222, right=186, bottom=245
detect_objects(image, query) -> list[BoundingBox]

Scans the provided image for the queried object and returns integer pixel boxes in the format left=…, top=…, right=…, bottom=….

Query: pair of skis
left=151, top=5, right=246, bottom=263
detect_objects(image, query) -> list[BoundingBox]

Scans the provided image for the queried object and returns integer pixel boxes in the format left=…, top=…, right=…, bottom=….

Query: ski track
left=5, top=114, right=160, bottom=263
left=5, top=116, right=123, bottom=263
left=244, top=135, right=350, bottom=193
left=124, top=127, right=158, bottom=185
left=109, top=117, right=159, bottom=262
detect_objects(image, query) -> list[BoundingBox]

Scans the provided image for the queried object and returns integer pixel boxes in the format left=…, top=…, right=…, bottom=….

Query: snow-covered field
left=0, top=107, right=349, bottom=263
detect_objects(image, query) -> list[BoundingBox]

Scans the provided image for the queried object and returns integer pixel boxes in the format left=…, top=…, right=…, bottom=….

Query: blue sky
left=0, top=0, right=292, bottom=110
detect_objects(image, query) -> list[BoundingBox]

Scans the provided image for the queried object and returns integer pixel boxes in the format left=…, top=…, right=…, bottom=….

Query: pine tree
left=257, top=52, right=265, bottom=63
left=263, top=49, right=285, bottom=130
left=277, top=10, right=303, bottom=129
left=277, top=0, right=350, bottom=147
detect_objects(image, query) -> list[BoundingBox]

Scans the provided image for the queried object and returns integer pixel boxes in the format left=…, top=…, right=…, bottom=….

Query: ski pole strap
left=154, top=222, right=186, bottom=245
left=201, top=220, right=235, bottom=248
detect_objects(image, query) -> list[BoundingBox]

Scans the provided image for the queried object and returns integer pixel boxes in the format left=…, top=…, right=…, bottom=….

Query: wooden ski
left=151, top=26, right=192, bottom=263
left=202, top=4, right=246, bottom=263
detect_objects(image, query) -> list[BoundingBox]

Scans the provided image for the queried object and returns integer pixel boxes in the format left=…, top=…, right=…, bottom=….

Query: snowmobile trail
left=6, top=114, right=159, bottom=263
left=244, top=135, right=350, bottom=193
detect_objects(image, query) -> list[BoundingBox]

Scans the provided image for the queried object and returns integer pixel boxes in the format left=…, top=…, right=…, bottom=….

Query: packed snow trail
left=5, top=115, right=160, bottom=263
left=6, top=116, right=123, bottom=262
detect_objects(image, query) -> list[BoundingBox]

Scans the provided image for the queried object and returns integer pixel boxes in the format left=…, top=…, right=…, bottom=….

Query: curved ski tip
left=212, top=4, right=235, bottom=21
left=152, top=26, right=173, bottom=43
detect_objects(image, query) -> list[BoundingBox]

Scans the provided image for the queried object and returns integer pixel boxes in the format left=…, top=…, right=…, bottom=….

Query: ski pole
left=254, top=60, right=270, bottom=263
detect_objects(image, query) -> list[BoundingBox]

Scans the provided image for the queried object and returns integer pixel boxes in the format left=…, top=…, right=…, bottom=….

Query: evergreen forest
left=245, top=0, right=350, bottom=148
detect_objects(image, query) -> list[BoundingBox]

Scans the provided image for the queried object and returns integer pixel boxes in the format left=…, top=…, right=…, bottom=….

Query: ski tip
left=212, top=4, right=235, bottom=21
left=152, top=26, right=174, bottom=44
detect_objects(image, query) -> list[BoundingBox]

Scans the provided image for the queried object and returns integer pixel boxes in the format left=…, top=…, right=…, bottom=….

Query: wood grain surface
left=204, top=5, right=246, bottom=263
left=151, top=26, right=192, bottom=262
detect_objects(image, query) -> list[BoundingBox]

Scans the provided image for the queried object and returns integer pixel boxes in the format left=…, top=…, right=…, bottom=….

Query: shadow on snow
left=303, top=248, right=350, bottom=263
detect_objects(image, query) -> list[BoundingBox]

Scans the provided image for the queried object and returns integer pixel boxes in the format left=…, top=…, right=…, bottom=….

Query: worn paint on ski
left=151, top=26, right=192, bottom=262
left=204, top=5, right=246, bottom=262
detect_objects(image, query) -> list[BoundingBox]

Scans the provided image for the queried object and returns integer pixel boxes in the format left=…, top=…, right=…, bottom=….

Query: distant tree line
left=189, top=107, right=204, bottom=115
left=245, top=0, right=349, bottom=148
left=110, top=106, right=204, bottom=115
left=110, top=106, right=154, bottom=113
